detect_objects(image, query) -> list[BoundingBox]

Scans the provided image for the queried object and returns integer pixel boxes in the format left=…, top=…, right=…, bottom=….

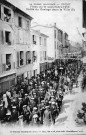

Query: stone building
left=0, top=0, right=33, bottom=93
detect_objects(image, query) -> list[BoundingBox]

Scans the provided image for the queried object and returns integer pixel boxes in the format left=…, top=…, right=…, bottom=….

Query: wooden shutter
left=0, top=30, right=4, bottom=44
left=17, top=51, right=20, bottom=67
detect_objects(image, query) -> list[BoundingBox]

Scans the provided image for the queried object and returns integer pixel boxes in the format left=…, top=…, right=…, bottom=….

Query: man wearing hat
left=43, top=105, right=51, bottom=126
left=0, top=104, right=6, bottom=122
left=51, top=102, right=57, bottom=124
left=18, top=115, right=24, bottom=126
left=11, top=106, right=18, bottom=122
left=5, top=109, right=11, bottom=122
left=39, top=100, right=45, bottom=124
left=17, top=98, right=23, bottom=115
left=23, top=93, right=29, bottom=106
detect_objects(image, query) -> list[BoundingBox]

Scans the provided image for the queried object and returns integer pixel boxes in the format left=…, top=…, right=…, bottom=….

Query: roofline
left=32, top=24, right=55, bottom=29
left=0, top=0, right=33, bottom=20
left=32, top=24, right=67, bottom=34
left=31, top=29, right=49, bottom=38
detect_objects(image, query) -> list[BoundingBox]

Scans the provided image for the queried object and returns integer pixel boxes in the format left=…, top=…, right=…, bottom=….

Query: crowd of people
left=0, top=59, right=82, bottom=127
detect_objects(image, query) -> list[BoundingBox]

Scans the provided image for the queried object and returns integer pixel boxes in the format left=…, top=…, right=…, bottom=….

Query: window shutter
left=17, top=52, right=19, bottom=67
left=9, top=32, right=12, bottom=44
left=1, top=6, right=4, bottom=21
left=0, top=30, right=4, bottom=44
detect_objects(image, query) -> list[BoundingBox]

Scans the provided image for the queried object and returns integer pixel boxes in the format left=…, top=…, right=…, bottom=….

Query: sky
left=8, top=0, right=83, bottom=44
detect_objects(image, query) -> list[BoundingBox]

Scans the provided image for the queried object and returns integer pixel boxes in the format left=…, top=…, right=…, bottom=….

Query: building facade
left=0, top=0, right=33, bottom=93
left=31, top=29, right=48, bottom=75
left=32, top=23, right=63, bottom=60
left=32, top=23, right=70, bottom=67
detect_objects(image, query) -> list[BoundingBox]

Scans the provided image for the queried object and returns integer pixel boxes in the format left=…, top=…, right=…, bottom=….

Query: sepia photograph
left=0, top=0, right=86, bottom=134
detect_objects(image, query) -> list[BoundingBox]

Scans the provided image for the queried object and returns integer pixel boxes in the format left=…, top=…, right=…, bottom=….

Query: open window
left=32, top=51, right=37, bottom=62
left=20, top=51, right=24, bottom=66
left=5, top=31, right=11, bottom=45
left=6, top=54, right=11, bottom=71
left=32, top=35, right=36, bottom=44
left=4, top=7, right=11, bottom=22
left=18, top=16, right=22, bottom=27
left=26, top=51, right=31, bottom=64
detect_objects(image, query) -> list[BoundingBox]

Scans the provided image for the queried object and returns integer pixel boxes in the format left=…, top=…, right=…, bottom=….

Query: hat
left=33, top=107, right=37, bottom=110
left=25, top=93, right=28, bottom=96
left=18, top=115, right=23, bottom=119
left=33, top=93, right=36, bottom=95
left=51, top=95, right=54, bottom=98
left=0, top=104, right=3, bottom=107
left=49, top=101, right=51, bottom=104
left=33, top=114, right=38, bottom=118
left=51, top=102, right=56, bottom=105
left=51, top=89, right=55, bottom=92
left=12, top=106, right=16, bottom=109
left=12, top=99, right=16, bottom=102
left=31, top=97, right=34, bottom=100
left=45, top=106, right=49, bottom=109
left=23, top=105, right=27, bottom=108
left=41, top=100, right=45, bottom=103
left=18, top=98, right=22, bottom=100
left=6, top=112, right=11, bottom=116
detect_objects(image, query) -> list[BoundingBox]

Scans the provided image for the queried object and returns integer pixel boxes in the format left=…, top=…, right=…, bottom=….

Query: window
left=6, top=54, right=11, bottom=71
left=39, top=37, right=42, bottom=45
left=20, top=51, right=24, bottom=66
left=32, top=35, right=36, bottom=44
left=18, top=16, right=22, bottom=27
left=5, top=31, right=11, bottom=45
left=4, top=7, right=11, bottom=22
left=26, top=51, right=31, bottom=64
left=33, top=51, right=37, bottom=62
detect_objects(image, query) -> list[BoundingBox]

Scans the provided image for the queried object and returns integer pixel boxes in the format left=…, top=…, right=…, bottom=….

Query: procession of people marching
left=0, top=59, right=82, bottom=127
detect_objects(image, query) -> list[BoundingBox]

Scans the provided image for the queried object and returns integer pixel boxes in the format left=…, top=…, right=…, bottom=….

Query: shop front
left=0, top=73, right=16, bottom=94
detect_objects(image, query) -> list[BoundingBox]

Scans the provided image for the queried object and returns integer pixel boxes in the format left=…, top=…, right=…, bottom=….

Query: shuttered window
left=17, top=52, right=20, bottom=67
